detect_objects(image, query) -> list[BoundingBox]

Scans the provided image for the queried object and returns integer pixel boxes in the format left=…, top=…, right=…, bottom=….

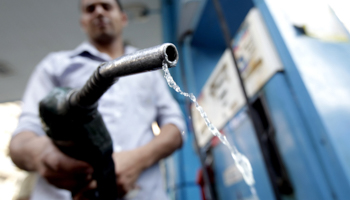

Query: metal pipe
left=100, top=43, right=178, bottom=78
left=70, top=43, right=178, bottom=108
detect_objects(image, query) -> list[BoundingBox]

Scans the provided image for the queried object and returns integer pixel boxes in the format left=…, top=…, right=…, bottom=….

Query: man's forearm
left=9, top=131, right=48, bottom=171
left=138, top=123, right=183, bottom=169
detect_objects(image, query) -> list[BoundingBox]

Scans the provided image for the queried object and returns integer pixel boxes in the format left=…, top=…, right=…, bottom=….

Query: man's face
left=80, top=0, right=127, bottom=45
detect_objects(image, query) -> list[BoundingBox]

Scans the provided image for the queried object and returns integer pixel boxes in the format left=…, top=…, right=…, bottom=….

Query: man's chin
left=93, top=34, right=115, bottom=45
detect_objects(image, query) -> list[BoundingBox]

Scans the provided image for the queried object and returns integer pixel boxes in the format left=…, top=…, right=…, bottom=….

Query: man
left=9, top=0, right=185, bottom=199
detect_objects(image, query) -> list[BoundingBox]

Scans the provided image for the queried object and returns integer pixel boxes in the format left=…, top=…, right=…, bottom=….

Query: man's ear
left=80, top=16, right=88, bottom=33
left=121, top=12, right=128, bottom=28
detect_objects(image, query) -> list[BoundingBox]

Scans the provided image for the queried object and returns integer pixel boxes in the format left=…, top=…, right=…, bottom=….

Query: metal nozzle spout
left=70, top=43, right=178, bottom=108
left=99, top=43, right=178, bottom=78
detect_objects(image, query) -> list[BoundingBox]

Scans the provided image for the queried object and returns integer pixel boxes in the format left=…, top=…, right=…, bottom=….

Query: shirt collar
left=69, top=42, right=111, bottom=61
left=69, top=42, right=137, bottom=62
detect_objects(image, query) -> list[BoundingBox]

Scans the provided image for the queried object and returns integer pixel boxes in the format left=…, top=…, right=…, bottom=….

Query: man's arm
left=9, top=131, right=42, bottom=171
left=9, top=131, right=95, bottom=192
left=138, top=123, right=182, bottom=167
left=113, top=123, right=182, bottom=196
left=113, top=71, right=185, bottom=197
left=9, top=53, right=95, bottom=193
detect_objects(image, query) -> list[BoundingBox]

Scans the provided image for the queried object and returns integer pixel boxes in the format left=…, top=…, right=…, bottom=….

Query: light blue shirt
left=14, top=42, right=186, bottom=200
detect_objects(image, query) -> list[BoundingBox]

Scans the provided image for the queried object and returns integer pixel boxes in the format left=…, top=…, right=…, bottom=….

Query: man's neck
left=92, top=37, right=124, bottom=59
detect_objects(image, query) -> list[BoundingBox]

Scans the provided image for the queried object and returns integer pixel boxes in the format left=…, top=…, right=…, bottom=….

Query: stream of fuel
left=162, top=61, right=259, bottom=199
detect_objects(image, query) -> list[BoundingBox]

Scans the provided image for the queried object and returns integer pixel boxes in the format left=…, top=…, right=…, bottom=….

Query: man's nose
left=94, top=5, right=105, bottom=15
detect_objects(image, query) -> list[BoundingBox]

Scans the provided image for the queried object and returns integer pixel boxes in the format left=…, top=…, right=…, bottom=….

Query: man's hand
left=113, top=149, right=145, bottom=197
left=10, top=132, right=95, bottom=194
left=33, top=136, right=95, bottom=192
left=111, top=124, right=182, bottom=198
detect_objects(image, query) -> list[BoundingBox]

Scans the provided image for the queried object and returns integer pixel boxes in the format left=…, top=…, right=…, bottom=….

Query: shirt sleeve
left=153, top=71, right=187, bottom=141
left=13, top=54, right=58, bottom=137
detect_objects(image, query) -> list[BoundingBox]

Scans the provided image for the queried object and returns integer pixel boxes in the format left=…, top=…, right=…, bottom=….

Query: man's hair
left=79, top=0, right=123, bottom=11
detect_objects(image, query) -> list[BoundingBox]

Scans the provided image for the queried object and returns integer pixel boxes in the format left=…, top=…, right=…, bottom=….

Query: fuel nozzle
left=39, top=43, right=179, bottom=199
left=69, top=43, right=178, bottom=109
